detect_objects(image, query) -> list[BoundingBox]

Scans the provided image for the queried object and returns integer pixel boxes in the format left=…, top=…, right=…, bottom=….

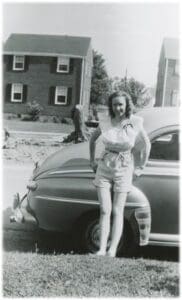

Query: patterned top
left=98, top=114, right=151, bottom=168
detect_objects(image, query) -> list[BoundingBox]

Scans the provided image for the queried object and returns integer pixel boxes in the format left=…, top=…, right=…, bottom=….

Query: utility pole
left=124, top=68, right=127, bottom=89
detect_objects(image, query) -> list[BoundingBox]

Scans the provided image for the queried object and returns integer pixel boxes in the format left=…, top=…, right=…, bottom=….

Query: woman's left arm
left=138, top=127, right=151, bottom=169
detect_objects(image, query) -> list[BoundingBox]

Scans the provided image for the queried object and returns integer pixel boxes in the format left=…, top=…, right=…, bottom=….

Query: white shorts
left=93, top=151, right=134, bottom=193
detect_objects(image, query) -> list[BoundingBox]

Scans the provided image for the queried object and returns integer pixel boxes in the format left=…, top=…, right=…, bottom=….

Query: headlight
left=27, top=180, right=38, bottom=191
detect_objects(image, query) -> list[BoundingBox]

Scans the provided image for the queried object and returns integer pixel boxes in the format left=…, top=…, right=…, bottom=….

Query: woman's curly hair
left=108, top=91, right=134, bottom=119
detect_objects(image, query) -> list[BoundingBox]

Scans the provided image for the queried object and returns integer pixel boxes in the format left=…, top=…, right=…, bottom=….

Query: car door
left=134, top=126, right=179, bottom=238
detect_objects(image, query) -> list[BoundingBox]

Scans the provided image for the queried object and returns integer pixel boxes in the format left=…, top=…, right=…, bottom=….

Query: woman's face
left=112, top=96, right=126, bottom=118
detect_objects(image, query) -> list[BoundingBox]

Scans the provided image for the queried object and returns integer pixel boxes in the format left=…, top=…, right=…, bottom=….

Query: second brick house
left=155, top=38, right=179, bottom=107
left=3, top=33, right=93, bottom=118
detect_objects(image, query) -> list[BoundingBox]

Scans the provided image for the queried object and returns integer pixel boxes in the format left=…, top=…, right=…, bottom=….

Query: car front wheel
left=76, top=212, right=138, bottom=257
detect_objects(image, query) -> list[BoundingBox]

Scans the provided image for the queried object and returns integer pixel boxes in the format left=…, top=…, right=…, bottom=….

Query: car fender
left=125, top=185, right=151, bottom=246
left=126, top=185, right=150, bottom=209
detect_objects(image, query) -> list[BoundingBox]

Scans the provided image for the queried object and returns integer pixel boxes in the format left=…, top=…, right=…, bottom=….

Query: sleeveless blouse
left=97, top=114, right=151, bottom=168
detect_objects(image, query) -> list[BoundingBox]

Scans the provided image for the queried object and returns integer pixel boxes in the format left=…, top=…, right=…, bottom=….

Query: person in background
left=89, top=91, right=151, bottom=257
left=71, top=104, right=86, bottom=143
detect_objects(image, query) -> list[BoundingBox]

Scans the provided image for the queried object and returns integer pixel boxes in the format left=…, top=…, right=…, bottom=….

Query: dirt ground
left=3, top=132, right=70, bottom=165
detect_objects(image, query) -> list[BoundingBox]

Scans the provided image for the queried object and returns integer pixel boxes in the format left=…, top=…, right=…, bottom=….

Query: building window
left=11, top=83, right=23, bottom=102
left=55, top=86, right=68, bottom=105
left=57, top=57, right=70, bottom=73
left=13, top=55, right=25, bottom=70
left=171, top=90, right=179, bottom=106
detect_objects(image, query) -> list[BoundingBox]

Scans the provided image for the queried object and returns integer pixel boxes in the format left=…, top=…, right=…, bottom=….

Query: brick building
left=3, top=33, right=93, bottom=118
left=155, top=38, right=179, bottom=107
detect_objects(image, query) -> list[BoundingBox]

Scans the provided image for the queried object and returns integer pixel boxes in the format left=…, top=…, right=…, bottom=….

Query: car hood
left=33, top=142, right=97, bottom=179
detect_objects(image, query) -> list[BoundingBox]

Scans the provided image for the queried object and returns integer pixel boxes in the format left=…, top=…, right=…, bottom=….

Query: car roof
left=136, top=107, right=179, bottom=133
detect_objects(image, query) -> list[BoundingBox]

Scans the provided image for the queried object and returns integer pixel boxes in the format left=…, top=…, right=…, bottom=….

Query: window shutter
left=69, top=59, right=74, bottom=73
left=5, top=84, right=11, bottom=102
left=67, top=87, right=72, bottom=106
left=49, top=87, right=55, bottom=105
left=22, top=85, right=28, bottom=103
left=50, top=58, right=57, bottom=73
left=7, top=56, right=13, bottom=71
left=24, top=56, right=29, bottom=71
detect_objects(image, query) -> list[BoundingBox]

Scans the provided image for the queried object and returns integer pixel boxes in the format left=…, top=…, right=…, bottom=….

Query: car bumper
left=10, top=193, right=38, bottom=227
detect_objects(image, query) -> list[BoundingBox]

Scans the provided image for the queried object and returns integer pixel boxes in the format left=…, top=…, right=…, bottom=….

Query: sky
left=2, top=1, right=180, bottom=87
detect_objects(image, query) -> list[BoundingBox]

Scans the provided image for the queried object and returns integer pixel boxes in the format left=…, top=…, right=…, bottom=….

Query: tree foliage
left=90, top=50, right=153, bottom=108
left=112, top=77, right=152, bottom=108
left=90, top=50, right=112, bottom=104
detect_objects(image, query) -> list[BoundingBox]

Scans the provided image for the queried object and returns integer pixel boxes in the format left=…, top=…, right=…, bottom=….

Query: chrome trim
left=148, top=233, right=179, bottom=247
left=148, top=241, right=179, bottom=247
left=141, top=170, right=178, bottom=177
left=35, top=195, right=98, bottom=205
left=48, top=166, right=179, bottom=177
left=148, top=160, right=179, bottom=167
left=126, top=203, right=147, bottom=208
left=35, top=195, right=147, bottom=208
left=48, top=169, right=93, bottom=175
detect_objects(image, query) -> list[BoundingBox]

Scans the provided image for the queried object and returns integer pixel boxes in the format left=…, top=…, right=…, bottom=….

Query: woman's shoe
left=107, top=250, right=116, bottom=258
left=95, top=250, right=106, bottom=256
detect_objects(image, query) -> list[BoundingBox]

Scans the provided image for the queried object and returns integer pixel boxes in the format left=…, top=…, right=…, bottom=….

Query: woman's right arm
left=89, top=126, right=101, bottom=172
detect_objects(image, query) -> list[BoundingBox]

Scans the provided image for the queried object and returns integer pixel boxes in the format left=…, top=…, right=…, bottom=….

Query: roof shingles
left=4, top=33, right=91, bottom=57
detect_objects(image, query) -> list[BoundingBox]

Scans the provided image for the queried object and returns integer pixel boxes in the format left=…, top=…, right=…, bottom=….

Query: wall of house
left=3, top=55, right=83, bottom=117
left=164, top=59, right=179, bottom=106
left=155, top=45, right=179, bottom=107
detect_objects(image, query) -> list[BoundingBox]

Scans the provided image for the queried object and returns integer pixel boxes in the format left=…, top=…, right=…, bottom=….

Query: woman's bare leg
left=107, top=192, right=127, bottom=257
left=96, top=187, right=112, bottom=255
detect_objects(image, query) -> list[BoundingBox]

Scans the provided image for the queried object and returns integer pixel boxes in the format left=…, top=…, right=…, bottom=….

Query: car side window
left=150, top=132, right=179, bottom=161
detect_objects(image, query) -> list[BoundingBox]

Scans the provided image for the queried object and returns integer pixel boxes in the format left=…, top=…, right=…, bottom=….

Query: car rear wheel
left=76, top=211, right=138, bottom=257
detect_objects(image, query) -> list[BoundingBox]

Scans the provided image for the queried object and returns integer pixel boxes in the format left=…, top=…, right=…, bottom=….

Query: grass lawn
left=4, top=118, right=73, bottom=133
left=3, top=251, right=179, bottom=297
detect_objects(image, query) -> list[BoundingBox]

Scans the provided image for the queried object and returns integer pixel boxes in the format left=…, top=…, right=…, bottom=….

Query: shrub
left=27, top=101, right=43, bottom=121
left=21, top=114, right=33, bottom=121
left=42, top=117, right=48, bottom=123
left=39, top=116, right=48, bottom=123
left=52, top=116, right=61, bottom=123
left=61, top=118, right=72, bottom=125
left=5, top=113, right=17, bottom=120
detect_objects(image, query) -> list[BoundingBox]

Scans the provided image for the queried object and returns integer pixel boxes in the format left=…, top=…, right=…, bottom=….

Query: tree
left=112, top=77, right=152, bottom=108
left=90, top=50, right=112, bottom=105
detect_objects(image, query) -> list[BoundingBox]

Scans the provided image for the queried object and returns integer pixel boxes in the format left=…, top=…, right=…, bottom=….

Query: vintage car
left=11, top=107, right=179, bottom=255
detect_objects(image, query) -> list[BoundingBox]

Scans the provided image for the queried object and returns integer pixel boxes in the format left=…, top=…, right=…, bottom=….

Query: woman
left=89, top=91, right=151, bottom=257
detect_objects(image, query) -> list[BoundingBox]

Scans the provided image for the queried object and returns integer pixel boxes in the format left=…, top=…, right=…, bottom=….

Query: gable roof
left=3, top=33, right=92, bottom=58
left=163, top=38, right=179, bottom=60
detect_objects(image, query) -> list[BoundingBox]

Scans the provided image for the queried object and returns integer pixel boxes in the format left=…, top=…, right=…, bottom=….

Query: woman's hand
left=133, top=166, right=144, bottom=178
left=90, top=160, right=98, bottom=173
